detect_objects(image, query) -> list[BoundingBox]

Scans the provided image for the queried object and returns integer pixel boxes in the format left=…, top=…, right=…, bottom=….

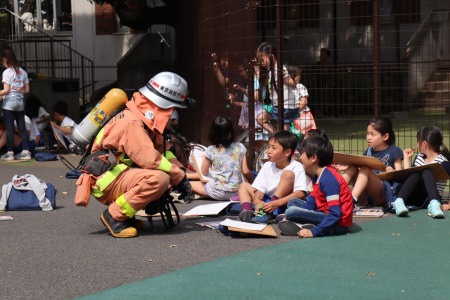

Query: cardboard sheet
left=377, top=163, right=450, bottom=182
left=333, top=152, right=385, bottom=171
left=227, top=225, right=277, bottom=237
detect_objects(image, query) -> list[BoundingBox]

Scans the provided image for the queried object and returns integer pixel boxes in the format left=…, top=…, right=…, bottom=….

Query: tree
left=89, top=0, right=174, bottom=30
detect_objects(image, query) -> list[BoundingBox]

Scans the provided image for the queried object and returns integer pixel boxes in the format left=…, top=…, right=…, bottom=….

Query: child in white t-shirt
left=238, top=130, right=307, bottom=223
left=50, top=101, right=77, bottom=151
left=25, top=94, right=50, bottom=147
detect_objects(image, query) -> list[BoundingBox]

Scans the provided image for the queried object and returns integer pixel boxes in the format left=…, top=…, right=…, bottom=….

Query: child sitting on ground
left=278, top=136, right=353, bottom=237
left=189, top=116, right=253, bottom=200
left=50, top=101, right=77, bottom=152
left=336, top=115, right=403, bottom=206
left=238, top=130, right=307, bottom=223
left=393, top=126, right=450, bottom=218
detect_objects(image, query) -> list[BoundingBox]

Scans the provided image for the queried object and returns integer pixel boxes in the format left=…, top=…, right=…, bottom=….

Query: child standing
left=338, top=116, right=403, bottom=206
left=190, top=116, right=253, bottom=200
left=50, top=101, right=77, bottom=151
left=0, top=47, right=30, bottom=160
left=238, top=130, right=307, bottom=223
left=278, top=136, right=353, bottom=237
left=393, top=126, right=450, bottom=218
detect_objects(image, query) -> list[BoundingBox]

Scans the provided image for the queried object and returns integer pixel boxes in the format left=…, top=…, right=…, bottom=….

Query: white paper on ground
left=183, top=201, right=232, bottom=216
left=220, top=218, right=267, bottom=231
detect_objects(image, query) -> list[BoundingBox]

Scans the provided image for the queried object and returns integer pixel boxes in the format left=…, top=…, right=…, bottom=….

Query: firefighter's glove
left=176, top=175, right=193, bottom=204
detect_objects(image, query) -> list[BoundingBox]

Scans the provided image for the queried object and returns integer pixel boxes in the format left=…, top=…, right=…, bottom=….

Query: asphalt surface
left=0, top=154, right=308, bottom=299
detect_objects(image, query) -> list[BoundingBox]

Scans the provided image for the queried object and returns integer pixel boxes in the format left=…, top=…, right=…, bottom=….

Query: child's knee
left=280, top=170, right=295, bottom=182
left=238, top=182, right=252, bottom=195
left=359, top=166, right=371, bottom=175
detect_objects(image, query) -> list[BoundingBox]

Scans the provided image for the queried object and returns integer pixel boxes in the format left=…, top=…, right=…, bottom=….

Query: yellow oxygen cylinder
left=73, top=88, right=128, bottom=147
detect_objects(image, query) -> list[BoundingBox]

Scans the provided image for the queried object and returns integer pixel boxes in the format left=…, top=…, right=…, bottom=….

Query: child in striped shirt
left=393, top=126, right=450, bottom=218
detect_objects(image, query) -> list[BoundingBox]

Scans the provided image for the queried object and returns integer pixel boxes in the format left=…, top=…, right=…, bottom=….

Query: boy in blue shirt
left=278, top=136, right=353, bottom=237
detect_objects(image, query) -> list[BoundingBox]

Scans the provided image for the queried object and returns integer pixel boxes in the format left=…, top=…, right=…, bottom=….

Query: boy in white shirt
left=238, top=130, right=307, bottom=223
left=50, top=101, right=77, bottom=151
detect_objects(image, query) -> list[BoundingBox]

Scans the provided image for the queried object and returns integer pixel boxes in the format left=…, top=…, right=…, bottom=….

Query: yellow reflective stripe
left=93, top=163, right=128, bottom=194
left=115, top=194, right=137, bottom=218
left=157, top=156, right=172, bottom=172
left=95, top=128, right=105, bottom=145
left=119, top=152, right=133, bottom=166
left=92, top=189, right=103, bottom=198
left=164, top=151, right=176, bottom=160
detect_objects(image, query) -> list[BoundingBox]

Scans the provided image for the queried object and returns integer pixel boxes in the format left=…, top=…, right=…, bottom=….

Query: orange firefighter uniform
left=89, top=92, right=185, bottom=236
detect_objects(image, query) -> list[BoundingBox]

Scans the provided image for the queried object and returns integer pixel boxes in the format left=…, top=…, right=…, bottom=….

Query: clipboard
left=227, top=225, right=278, bottom=237
left=377, top=163, right=450, bottom=182
left=50, top=122, right=68, bottom=149
left=333, top=152, right=385, bottom=171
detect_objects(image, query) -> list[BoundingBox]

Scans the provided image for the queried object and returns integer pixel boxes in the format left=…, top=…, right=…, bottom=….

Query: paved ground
left=0, top=154, right=346, bottom=299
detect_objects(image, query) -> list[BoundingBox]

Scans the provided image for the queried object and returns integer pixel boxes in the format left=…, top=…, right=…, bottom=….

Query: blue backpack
left=34, top=152, right=57, bottom=161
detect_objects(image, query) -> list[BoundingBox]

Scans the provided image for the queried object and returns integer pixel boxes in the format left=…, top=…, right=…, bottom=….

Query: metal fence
left=178, top=0, right=450, bottom=167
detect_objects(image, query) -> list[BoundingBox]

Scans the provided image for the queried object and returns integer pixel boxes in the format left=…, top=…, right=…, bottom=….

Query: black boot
left=100, top=209, right=138, bottom=238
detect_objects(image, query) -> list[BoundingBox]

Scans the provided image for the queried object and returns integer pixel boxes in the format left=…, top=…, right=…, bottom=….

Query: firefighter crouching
left=75, top=72, right=194, bottom=238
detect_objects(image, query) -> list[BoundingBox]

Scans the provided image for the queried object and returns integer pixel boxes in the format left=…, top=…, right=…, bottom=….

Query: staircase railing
left=0, top=8, right=94, bottom=106
left=402, top=9, right=450, bottom=101
left=404, top=9, right=450, bottom=59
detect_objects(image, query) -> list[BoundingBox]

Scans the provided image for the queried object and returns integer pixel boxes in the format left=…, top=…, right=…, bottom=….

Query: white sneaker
left=14, top=150, right=31, bottom=160
left=393, top=198, right=409, bottom=216
left=427, top=200, right=444, bottom=219
left=1, top=151, right=14, bottom=161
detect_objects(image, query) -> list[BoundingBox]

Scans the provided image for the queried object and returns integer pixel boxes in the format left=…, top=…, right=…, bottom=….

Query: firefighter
left=78, top=72, right=194, bottom=238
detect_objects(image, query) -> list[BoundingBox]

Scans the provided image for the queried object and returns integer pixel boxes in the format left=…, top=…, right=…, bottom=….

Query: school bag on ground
left=0, top=174, right=57, bottom=211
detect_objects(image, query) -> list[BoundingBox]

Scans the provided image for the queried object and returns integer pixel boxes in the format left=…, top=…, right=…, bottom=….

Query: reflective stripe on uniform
left=91, top=163, right=128, bottom=198
left=119, top=152, right=133, bottom=167
left=157, top=155, right=172, bottom=172
left=95, top=128, right=105, bottom=145
left=115, top=194, right=137, bottom=218
left=164, top=151, right=176, bottom=160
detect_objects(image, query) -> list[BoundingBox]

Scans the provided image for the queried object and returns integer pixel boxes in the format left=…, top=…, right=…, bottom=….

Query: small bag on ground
left=0, top=174, right=57, bottom=211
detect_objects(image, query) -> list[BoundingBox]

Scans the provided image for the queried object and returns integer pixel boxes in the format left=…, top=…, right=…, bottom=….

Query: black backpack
left=144, top=191, right=180, bottom=231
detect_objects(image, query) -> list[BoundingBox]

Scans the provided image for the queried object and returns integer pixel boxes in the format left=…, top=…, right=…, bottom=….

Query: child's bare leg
left=186, top=172, right=200, bottom=181
left=238, top=182, right=255, bottom=206
left=190, top=181, right=208, bottom=197
left=352, top=166, right=385, bottom=205
left=257, top=111, right=275, bottom=135
left=273, top=170, right=294, bottom=199
left=238, top=182, right=256, bottom=221
left=341, top=165, right=358, bottom=184
left=0, top=130, right=6, bottom=148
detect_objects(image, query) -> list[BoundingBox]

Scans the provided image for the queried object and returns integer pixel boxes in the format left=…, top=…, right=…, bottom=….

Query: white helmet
left=139, top=72, right=194, bottom=109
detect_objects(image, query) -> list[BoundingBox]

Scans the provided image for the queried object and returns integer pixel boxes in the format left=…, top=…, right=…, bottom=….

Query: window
left=350, top=0, right=373, bottom=27
left=286, top=0, right=320, bottom=29
left=396, top=0, right=420, bottom=24
left=256, top=0, right=320, bottom=30
left=17, top=0, right=72, bottom=32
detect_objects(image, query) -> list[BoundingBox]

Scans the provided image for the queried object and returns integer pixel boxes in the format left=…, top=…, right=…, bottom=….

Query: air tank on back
left=72, top=88, right=128, bottom=147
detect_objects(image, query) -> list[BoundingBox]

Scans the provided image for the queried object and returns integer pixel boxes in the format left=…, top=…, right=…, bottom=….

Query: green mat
left=80, top=212, right=450, bottom=300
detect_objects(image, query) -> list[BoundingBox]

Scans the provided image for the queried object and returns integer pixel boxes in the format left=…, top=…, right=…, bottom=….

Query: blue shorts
left=263, top=194, right=286, bottom=216
left=271, top=107, right=299, bottom=123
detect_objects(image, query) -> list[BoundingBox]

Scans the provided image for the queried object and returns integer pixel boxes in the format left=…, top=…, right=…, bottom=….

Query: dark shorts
left=271, top=107, right=299, bottom=123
